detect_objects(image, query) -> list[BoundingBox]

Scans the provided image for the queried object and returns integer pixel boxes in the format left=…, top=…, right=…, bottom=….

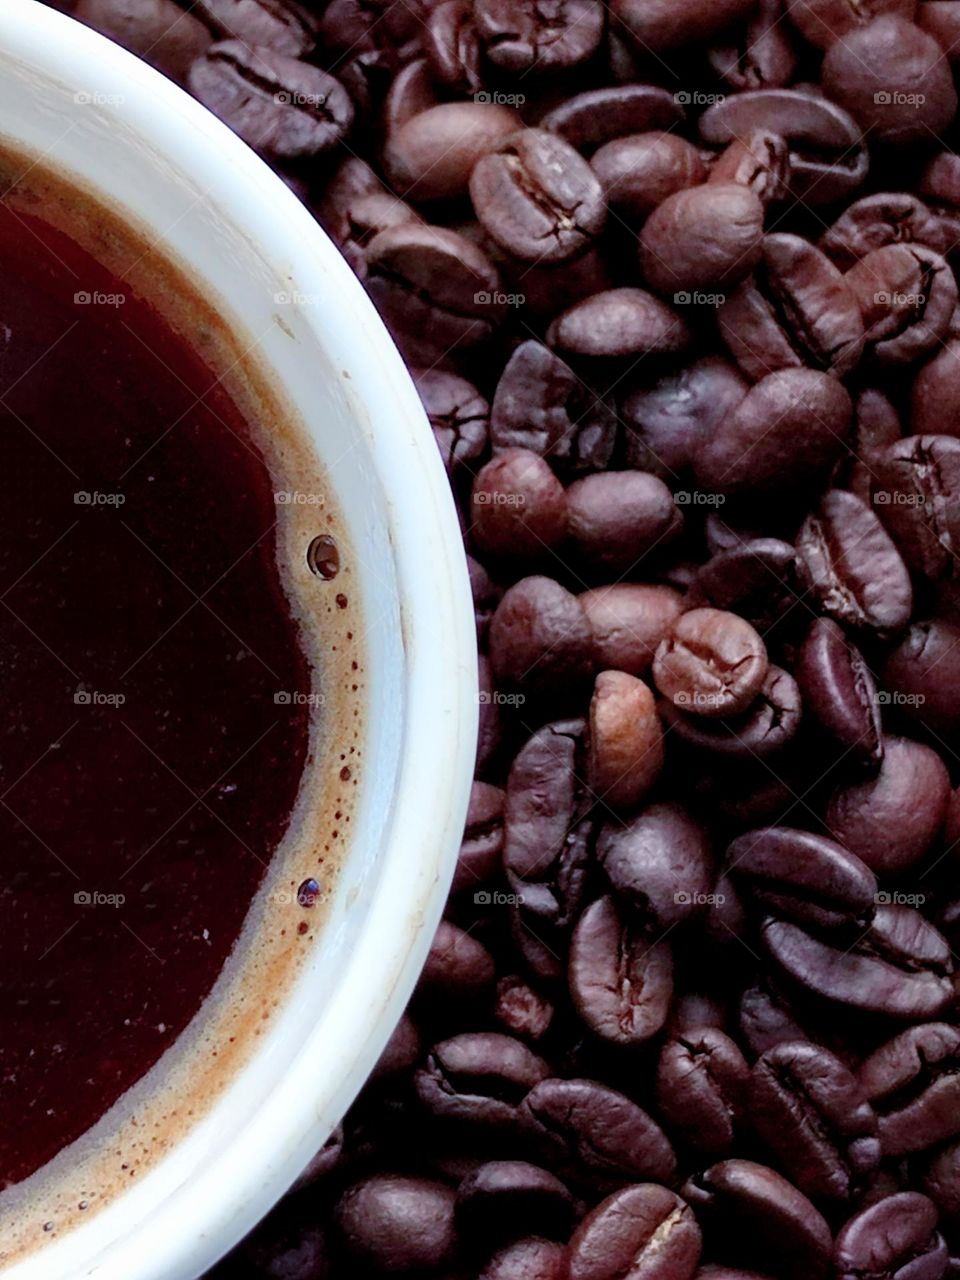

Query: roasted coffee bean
left=189, top=43, right=353, bottom=159
left=598, top=802, right=714, bottom=930
left=826, top=736, right=950, bottom=876
left=548, top=288, right=691, bottom=361
left=474, top=0, right=604, bottom=72
left=416, top=1032, right=550, bottom=1129
left=699, top=89, right=869, bottom=206
left=738, top=984, right=812, bottom=1060
left=639, top=183, right=765, bottom=295
left=480, top=1237, right=566, bottom=1280
left=913, top=341, right=960, bottom=439
left=609, top=0, right=757, bottom=51
left=470, top=129, right=606, bottom=265
left=334, top=190, right=419, bottom=275
left=786, top=0, right=917, bottom=50
left=822, top=17, right=957, bottom=144
left=495, top=975, right=554, bottom=1041
left=478, top=653, right=502, bottom=771
left=504, top=717, right=587, bottom=881
left=566, top=1184, right=702, bottom=1280
left=656, top=1028, right=749, bottom=1156
left=653, top=608, right=768, bottom=720
left=709, top=0, right=798, bottom=92
left=75, top=0, right=211, bottom=81
left=662, top=665, right=802, bottom=760
left=490, top=577, right=595, bottom=698
left=846, top=244, right=957, bottom=365
left=862, top=1023, right=960, bottom=1159
left=882, top=618, right=960, bottom=733
left=694, top=368, right=853, bottom=497
left=370, top=1015, right=421, bottom=1084
left=591, top=133, right=707, bottom=220
left=924, top=1141, right=960, bottom=1225
left=763, top=904, right=953, bottom=1019
left=683, top=1160, right=832, bottom=1280
left=580, top=584, right=684, bottom=677
left=419, top=920, right=496, bottom=1005
left=872, top=435, right=960, bottom=582
left=834, top=1192, right=948, bottom=1280
left=718, top=233, right=864, bottom=380
left=383, top=60, right=437, bottom=137
left=456, top=1161, right=574, bottom=1243
left=490, top=341, right=617, bottom=473
left=688, top=539, right=801, bottom=636
left=334, top=1175, right=458, bottom=1273
left=385, top=102, right=521, bottom=202
left=540, top=84, right=684, bottom=153
left=727, top=826, right=877, bottom=931
left=194, top=0, right=318, bottom=57
left=569, top=896, right=673, bottom=1046
left=707, top=130, right=790, bottom=204
left=471, top=450, right=568, bottom=563
left=748, top=1041, right=880, bottom=1202
left=622, top=356, right=749, bottom=479
left=842, top=386, right=903, bottom=504
left=588, top=671, right=663, bottom=809
left=423, top=0, right=483, bottom=94
left=821, top=193, right=956, bottom=271
left=521, top=1077, right=677, bottom=1187
left=796, top=489, right=912, bottom=636
left=566, top=471, right=681, bottom=575
left=796, top=619, right=883, bottom=768
left=416, top=368, right=488, bottom=476
left=694, top=1270, right=774, bottom=1280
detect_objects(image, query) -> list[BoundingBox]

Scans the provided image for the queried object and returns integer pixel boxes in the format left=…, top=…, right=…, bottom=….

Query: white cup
left=0, top=3, right=476, bottom=1276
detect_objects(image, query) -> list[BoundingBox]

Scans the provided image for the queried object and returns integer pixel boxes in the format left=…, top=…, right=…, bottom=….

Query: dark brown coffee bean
left=569, top=896, right=673, bottom=1046
left=470, top=129, right=606, bottom=265
left=763, top=904, right=953, bottom=1020
left=189, top=42, right=353, bottom=159
left=457, top=1161, right=574, bottom=1243
left=592, top=133, right=707, bottom=220
left=861, top=1023, right=960, bottom=1157
left=580, top=584, right=684, bottom=677
left=567, top=1184, right=702, bottom=1280
left=913, top=341, right=960, bottom=439
left=653, top=608, right=768, bottom=720
left=365, top=222, right=504, bottom=364
left=834, top=1192, right=948, bottom=1280
left=480, top=1237, right=566, bottom=1280
left=610, top=0, right=757, bottom=50
left=795, top=619, right=883, bottom=768
left=662, top=665, right=803, bottom=760
left=423, top=0, right=483, bottom=94
left=194, top=0, right=317, bottom=56
left=495, top=975, right=554, bottom=1041
left=521, top=1077, right=677, bottom=1188
left=872, top=435, right=960, bottom=582
left=76, top=0, right=211, bottom=81
left=718, top=233, right=864, bottom=379
left=333, top=190, right=420, bottom=276
left=709, top=0, right=798, bottom=91
left=882, top=618, right=960, bottom=733
left=683, top=1160, right=832, bottom=1280
left=699, top=89, right=869, bottom=206
left=314, top=155, right=383, bottom=242
left=727, top=826, right=877, bottom=932
left=385, top=103, right=522, bottom=202
left=822, top=17, right=957, bottom=144
left=785, top=0, right=916, bottom=49
left=416, top=1032, right=550, bottom=1129
left=489, top=576, right=595, bottom=697
left=924, top=1141, right=960, bottom=1226
left=540, top=84, right=683, bottom=152
left=382, top=58, right=438, bottom=135
left=469, top=554, right=502, bottom=638
left=846, top=244, right=957, bottom=365
left=415, top=368, right=488, bottom=476
left=548, top=288, right=691, bottom=361
left=419, top=920, right=496, bottom=1005
left=688, top=539, right=802, bottom=636
left=640, top=184, right=765, bottom=296
left=749, top=1041, right=879, bottom=1202
left=796, top=489, right=912, bottom=636
left=588, top=671, right=663, bottom=809
left=842, top=386, right=903, bottom=504
left=826, top=736, right=950, bottom=876
left=694, top=369, right=852, bottom=497
left=490, top=341, right=617, bottom=473
left=471, top=450, right=568, bottom=562
left=475, top=0, right=604, bottom=72
left=335, top=1175, right=458, bottom=1272
left=821, top=193, right=956, bottom=271
left=738, top=984, right=813, bottom=1061
left=707, top=130, right=791, bottom=204
left=478, top=653, right=502, bottom=771
left=598, top=802, right=713, bottom=931
left=370, top=1014, right=421, bottom=1084
left=656, top=1028, right=749, bottom=1156
left=566, top=471, right=682, bottom=575
left=504, top=716, right=588, bottom=882
left=622, top=356, right=749, bottom=479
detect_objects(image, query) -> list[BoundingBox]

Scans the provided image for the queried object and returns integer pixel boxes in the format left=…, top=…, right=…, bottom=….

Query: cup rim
left=0, top=4, right=477, bottom=1277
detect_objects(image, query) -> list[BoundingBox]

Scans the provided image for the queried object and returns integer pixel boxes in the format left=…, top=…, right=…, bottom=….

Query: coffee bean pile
left=49, top=0, right=960, bottom=1275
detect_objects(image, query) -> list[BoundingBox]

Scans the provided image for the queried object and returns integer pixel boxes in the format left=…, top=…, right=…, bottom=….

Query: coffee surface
left=0, top=196, right=310, bottom=1186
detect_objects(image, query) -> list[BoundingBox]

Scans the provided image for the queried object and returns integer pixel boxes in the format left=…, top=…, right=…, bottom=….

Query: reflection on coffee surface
left=0, top=193, right=310, bottom=1185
